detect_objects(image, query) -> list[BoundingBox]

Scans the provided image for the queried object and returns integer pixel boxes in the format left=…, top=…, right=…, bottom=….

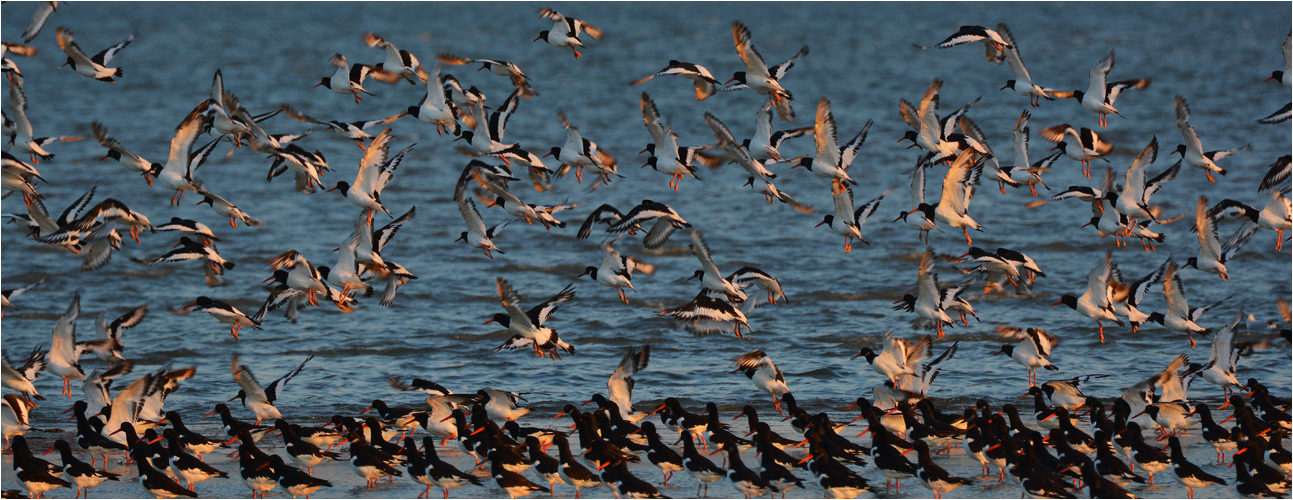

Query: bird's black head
left=894, top=210, right=911, bottom=222
left=1170, top=144, right=1187, bottom=156
left=852, top=347, right=877, bottom=363
left=724, top=71, right=746, bottom=85
left=228, top=390, right=247, bottom=407
left=1267, top=70, right=1285, bottom=83
left=576, top=266, right=597, bottom=278
left=405, top=105, right=420, bottom=118
left=328, top=181, right=350, bottom=194
left=891, top=294, right=917, bottom=312
left=1146, top=312, right=1165, bottom=325
left=815, top=214, right=834, bottom=228
left=639, top=143, right=656, bottom=156
left=793, top=157, right=814, bottom=171
left=196, top=196, right=214, bottom=207
left=1082, top=216, right=1100, bottom=228
left=533, top=31, right=549, bottom=43
left=1069, top=90, right=1085, bottom=101
left=455, top=231, right=468, bottom=243
left=456, top=130, right=475, bottom=144
left=314, top=77, right=332, bottom=89
left=544, top=146, right=561, bottom=158
left=641, top=156, right=658, bottom=171
left=62, top=57, right=76, bottom=69
left=1051, top=141, right=1069, bottom=153
left=483, top=312, right=510, bottom=327
left=1183, top=257, right=1198, bottom=270
left=316, top=266, right=331, bottom=279
left=897, top=130, right=919, bottom=148
left=148, top=163, right=163, bottom=177
left=1000, top=79, right=1016, bottom=91
left=688, top=270, right=704, bottom=281
left=994, top=344, right=1014, bottom=357
left=100, top=149, right=122, bottom=161
left=1050, top=295, right=1077, bottom=310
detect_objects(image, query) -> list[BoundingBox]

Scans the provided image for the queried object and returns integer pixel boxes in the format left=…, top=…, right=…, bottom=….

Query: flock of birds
left=1, top=2, right=1291, bottom=500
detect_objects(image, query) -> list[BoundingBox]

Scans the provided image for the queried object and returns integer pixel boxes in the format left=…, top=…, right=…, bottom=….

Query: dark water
left=2, top=2, right=1289, bottom=498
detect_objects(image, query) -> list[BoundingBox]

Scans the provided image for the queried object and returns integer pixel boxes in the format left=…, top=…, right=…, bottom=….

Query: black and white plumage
left=49, top=439, right=121, bottom=498
left=604, top=200, right=690, bottom=249
left=995, top=110, right=1056, bottom=196
left=2, top=346, right=45, bottom=402
left=658, top=289, right=750, bottom=338
left=487, top=278, right=575, bottom=359
left=688, top=228, right=748, bottom=302
left=1039, top=123, right=1113, bottom=178
left=607, top=345, right=649, bottom=422
left=578, top=237, right=654, bottom=304
left=175, top=296, right=267, bottom=340
left=403, top=63, right=460, bottom=136
left=1183, top=310, right=1244, bottom=397
left=631, top=59, right=722, bottom=101
left=747, top=100, right=814, bottom=161
left=704, top=111, right=811, bottom=211
left=158, top=101, right=216, bottom=205
left=315, top=53, right=374, bottom=104
left=1052, top=252, right=1123, bottom=343
left=930, top=25, right=1011, bottom=50
left=994, top=326, right=1059, bottom=387
left=330, top=130, right=412, bottom=222
left=8, top=77, right=84, bottom=164
left=197, top=190, right=263, bottom=228
left=1187, top=196, right=1258, bottom=281
left=1114, top=136, right=1177, bottom=226
left=728, top=22, right=808, bottom=119
left=1148, top=261, right=1227, bottom=350
left=728, top=267, right=788, bottom=305
left=817, top=180, right=888, bottom=253
left=1108, top=258, right=1167, bottom=333
left=1172, top=95, right=1248, bottom=183
left=934, top=148, right=986, bottom=246
left=363, top=32, right=424, bottom=84
left=55, top=28, right=134, bottom=83
left=1257, top=102, right=1292, bottom=124
left=549, top=108, right=619, bottom=187
left=454, top=166, right=509, bottom=259
left=130, top=443, right=198, bottom=499
left=228, top=355, right=312, bottom=425
left=794, top=98, right=866, bottom=185
left=92, top=122, right=161, bottom=186
left=911, top=440, right=972, bottom=499
left=732, top=349, right=790, bottom=412
left=993, top=24, right=1055, bottom=107
left=534, top=8, right=603, bottom=59
left=1055, top=48, right=1152, bottom=128
left=77, top=304, right=145, bottom=365
left=1167, top=436, right=1227, bottom=498
left=437, top=53, right=537, bottom=98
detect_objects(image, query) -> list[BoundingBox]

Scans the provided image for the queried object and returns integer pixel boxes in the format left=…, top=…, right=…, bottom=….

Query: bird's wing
left=1085, top=252, right=1115, bottom=309
left=1086, top=49, right=1114, bottom=103
left=527, top=284, right=575, bottom=327
left=91, top=31, right=135, bottom=66
left=814, top=98, right=840, bottom=167
left=55, top=28, right=92, bottom=66
left=1194, top=197, right=1222, bottom=263
left=1162, top=262, right=1190, bottom=319
left=373, top=206, right=415, bottom=252
left=854, top=189, right=890, bottom=227
left=21, top=2, right=56, bottom=43
left=230, top=355, right=270, bottom=404
left=457, top=197, right=487, bottom=236
left=355, top=129, right=394, bottom=194
left=999, top=24, right=1032, bottom=84
left=640, top=92, right=666, bottom=148
left=732, top=22, right=772, bottom=80
left=1012, top=110, right=1030, bottom=169
left=689, top=228, right=723, bottom=278
left=489, top=89, right=520, bottom=143
left=768, top=45, right=809, bottom=80
left=838, top=119, right=871, bottom=171
left=909, top=163, right=927, bottom=206
left=265, top=356, right=313, bottom=403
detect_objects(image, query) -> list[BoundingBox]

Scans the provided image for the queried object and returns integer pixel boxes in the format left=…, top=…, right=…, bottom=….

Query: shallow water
left=1, top=2, right=1290, bottom=499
